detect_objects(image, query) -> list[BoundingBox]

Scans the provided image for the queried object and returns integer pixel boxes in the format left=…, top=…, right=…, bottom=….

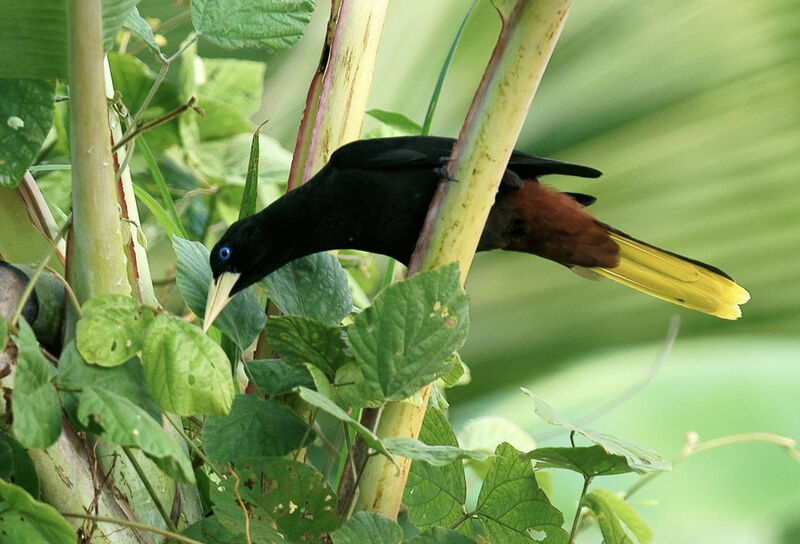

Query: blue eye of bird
left=218, top=246, right=231, bottom=260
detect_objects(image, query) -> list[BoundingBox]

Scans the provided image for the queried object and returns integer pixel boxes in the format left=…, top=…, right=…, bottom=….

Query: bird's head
left=203, top=217, right=263, bottom=332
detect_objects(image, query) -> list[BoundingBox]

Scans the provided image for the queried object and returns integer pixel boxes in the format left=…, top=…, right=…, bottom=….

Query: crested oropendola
left=203, top=136, right=749, bottom=331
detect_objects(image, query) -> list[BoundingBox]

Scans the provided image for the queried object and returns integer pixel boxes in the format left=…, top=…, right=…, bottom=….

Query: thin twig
left=568, top=476, right=592, bottom=543
left=231, top=470, right=252, bottom=544
left=113, top=96, right=200, bottom=152
left=59, top=512, right=204, bottom=544
left=44, top=264, right=82, bottom=315
left=11, top=215, right=73, bottom=327
left=122, top=446, right=178, bottom=534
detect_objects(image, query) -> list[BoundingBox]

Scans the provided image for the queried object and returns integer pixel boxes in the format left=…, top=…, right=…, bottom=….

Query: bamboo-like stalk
left=66, top=0, right=130, bottom=304
left=299, top=0, right=389, bottom=181
left=354, top=0, right=575, bottom=518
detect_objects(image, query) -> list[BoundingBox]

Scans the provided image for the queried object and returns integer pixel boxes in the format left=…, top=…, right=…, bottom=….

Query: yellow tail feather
left=589, top=231, right=750, bottom=319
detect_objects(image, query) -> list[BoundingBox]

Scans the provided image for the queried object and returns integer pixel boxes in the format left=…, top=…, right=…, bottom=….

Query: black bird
left=204, top=136, right=748, bottom=330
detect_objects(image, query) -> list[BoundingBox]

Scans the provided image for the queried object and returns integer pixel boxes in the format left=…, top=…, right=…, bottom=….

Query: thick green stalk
left=354, top=0, right=575, bottom=518
left=67, top=0, right=129, bottom=304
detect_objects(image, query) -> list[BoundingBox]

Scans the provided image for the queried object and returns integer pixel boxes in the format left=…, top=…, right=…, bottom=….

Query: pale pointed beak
left=203, top=272, right=240, bottom=333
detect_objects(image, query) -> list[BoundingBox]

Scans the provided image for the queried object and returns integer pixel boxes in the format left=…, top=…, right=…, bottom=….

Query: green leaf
left=102, top=0, right=137, bottom=52
left=202, top=395, right=312, bottom=462
left=523, top=446, right=633, bottom=478
left=234, top=457, right=339, bottom=540
left=438, top=352, right=468, bottom=388
left=347, top=263, right=468, bottom=401
left=261, top=251, right=354, bottom=325
left=0, top=315, right=7, bottom=351
left=405, top=527, right=478, bottom=544
left=331, top=511, right=403, bottom=544
left=404, top=407, right=468, bottom=533
left=200, top=57, right=267, bottom=116
left=0, top=2, right=68, bottom=79
left=0, top=433, right=39, bottom=498
left=210, top=478, right=287, bottom=543
left=246, top=358, right=313, bottom=396
left=0, top=79, right=54, bottom=187
left=0, top=478, right=76, bottom=544
left=11, top=319, right=61, bottom=448
left=198, top=132, right=292, bottom=187
left=366, top=109, right=422, bottom=136
left=521, top=389, right=670, bottom=473
left=107, top=52, right=181, bottom=118
left=583, top=489, right=653, bottom=544
left=475, top=443, right=567, bottom=544
left=265, top=315, right=350, bottom=375
left=239, top=125, right=262, bottom=219
left=76, top=295, right=154, bottom=367
left=141, top=314, right=234, bottom=416
left=181, top=515, right=242, bottom=544
left=191, top=0, right=315, bottom=51
left=297, top=387, right=394, bottom=462
left=385, top=437, right=493, bottom=466
left=172, top=235, right=266, bottom=349
left=195, top=95, right=254, bottom=141
left=58, top=340, right=162, bottom=425
left=77, top=387, right=195, bottom=483
left=123, top=6, right=161, bottom=54
left=132, top=183, right=185, bottom=238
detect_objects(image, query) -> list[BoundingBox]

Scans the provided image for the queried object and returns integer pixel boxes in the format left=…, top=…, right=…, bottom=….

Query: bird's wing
left=329, top=135, right=602, bottom=180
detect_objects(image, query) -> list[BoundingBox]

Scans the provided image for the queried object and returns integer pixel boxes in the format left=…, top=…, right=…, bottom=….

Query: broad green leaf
left=0, top=79, right=54, bottom=187
left=0, top=478, right=76, bottom=544
left=261, top=251, right=354, bottom=325
left=246, top=359, right=313, bottom=396
left=331, top=511, right=403, bottom=544
left=0, top=2, right=67, bottom=79
left=203, top=395, right=311, bottom=462
left=475, top=443, right=567, bottom=544
left=123, top=7, right=161, bottom=54
left=385, top=437, right=493, bottom=466
left=584, top=489, right=653, bottom=544
left=366, top=109, right=422, bottom=136
left=581, top=490, right=634, bottom=544
left=405, top=527, right=478, bottom=544
left=523, top=446, right=633, bottom=478
left=195, top=95, right=254, bottom=141
left=200, top=57, right=267, bottom=116
left=234, top=457, right=339, bottom=540
left=198, top=132, right=293, bottom=188
left=347, top=263, right=468, bottom=401
left=102, top=0, right=137, bottom=52
left=404, top=407, right=470, bottom=533
left=11, top=319, right=61, bottom=448
left=0, top=433, right=39, bottom=498
left=77, top=387, right=195, bottom=483
left=58, top=341, right=161, bottom=425
left=297, top=387, right=394, bottom=462
left=172, top=235, right=266, bottom=349
left=210, top=477, right=287, bottom=543
left=333, top=361, right=383, bottom=410
left=76, top=295, right=154, bottom=367
left=521, top=389, right=670, bottom=473
left=142, top=314, right=234, bottom=416
left=181, top=515, right=241, bottom=544
left=191, top=0, right=315, bottom=51
left=107, top=52, right=181, bottom=118
left=265, top=315, right=350, bottom=375
left=458, top=416, right=537, bottom=479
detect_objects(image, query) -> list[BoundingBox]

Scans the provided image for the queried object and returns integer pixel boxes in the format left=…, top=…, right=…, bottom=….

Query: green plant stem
left=59, top=512, right=203, bottom=544
left=569, top=476, right=592, bottom=543
left=165, top=414, right=225, bottom=479
left=626, top=432, right=800, bottom=499
left=121, top=446, right=178, bottom=534
left=11, top=216, right=73, bottom=327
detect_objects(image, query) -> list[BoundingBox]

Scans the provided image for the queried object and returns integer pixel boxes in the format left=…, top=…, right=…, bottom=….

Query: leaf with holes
left=405, top=527, right=478, bottom=544
left=142, top=314, right=234, bottom=416
left=346, top=263, right=468, bottom=401
left=76, top=295, right=153, bottom=367
left=0, top=79, right=54, bottom=187
left=202, top=395, right=312, bottom=462
left=234, top=457, right=339, bottom=540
